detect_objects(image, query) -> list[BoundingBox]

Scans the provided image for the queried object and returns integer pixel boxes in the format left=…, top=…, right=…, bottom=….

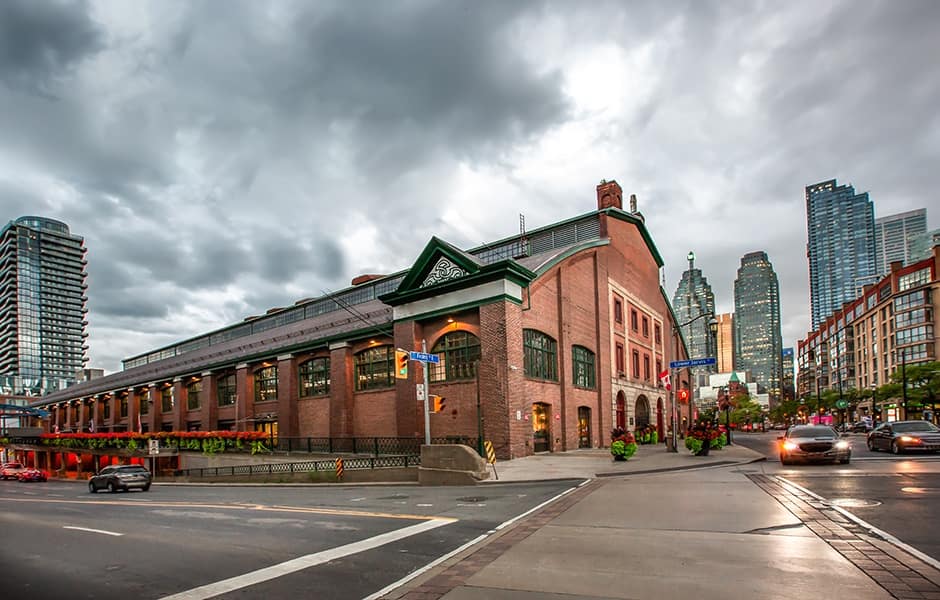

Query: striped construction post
left=335, top=457, right=344, bottom=481
left=484, top=441, right=498, bottom=480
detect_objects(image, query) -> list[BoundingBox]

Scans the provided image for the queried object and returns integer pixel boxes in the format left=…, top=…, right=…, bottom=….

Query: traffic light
left=431, top=395, right=446, bottom=413
left=677, top=389, right=690, bottom=403
left=395, top=349, right=409, bottom=379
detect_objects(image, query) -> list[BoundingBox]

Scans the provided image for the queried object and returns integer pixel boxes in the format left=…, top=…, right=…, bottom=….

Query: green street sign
left=836, top=400, right=848, bottom=409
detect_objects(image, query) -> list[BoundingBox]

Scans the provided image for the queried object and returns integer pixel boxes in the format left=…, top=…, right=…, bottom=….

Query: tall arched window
left=523, top=329, right=558, bottom=381
left=355, top=346, right=394, bottom=391
left=572, top=345, right=596, bottom=389
left=299, top=357, right=331, bottom=396
left=430, top=331, right=481, bottom=382
left=255, top=366, right=278, bottom=403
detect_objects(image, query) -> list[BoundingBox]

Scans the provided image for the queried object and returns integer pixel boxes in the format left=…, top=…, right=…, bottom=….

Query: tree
left=729, top=396, right=763, bottom=427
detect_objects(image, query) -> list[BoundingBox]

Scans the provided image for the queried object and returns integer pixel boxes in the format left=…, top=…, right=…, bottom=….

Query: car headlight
left=898, top=436, right=921, bottom=444
left=782, top=441, right=798, bottom=451
left=835, top=441, right=850, bottom=449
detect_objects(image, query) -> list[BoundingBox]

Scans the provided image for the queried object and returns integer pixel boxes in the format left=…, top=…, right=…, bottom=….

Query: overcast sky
left=2, top=0, right=938, bottom=374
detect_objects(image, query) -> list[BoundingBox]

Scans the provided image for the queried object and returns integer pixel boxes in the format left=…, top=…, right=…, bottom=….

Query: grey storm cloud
left=2, top=0, right=939, bottom=373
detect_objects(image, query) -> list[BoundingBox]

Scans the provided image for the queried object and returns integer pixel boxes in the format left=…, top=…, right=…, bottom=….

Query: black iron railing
left=271, top=436, right=478, bottom=456
left=176, top=454, right=421, bottom=478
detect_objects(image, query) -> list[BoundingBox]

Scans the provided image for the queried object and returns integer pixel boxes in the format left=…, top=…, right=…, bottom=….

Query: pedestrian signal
left=395, top=349, right=409, bottom=379
left=431, top=395, right=446, bottom=413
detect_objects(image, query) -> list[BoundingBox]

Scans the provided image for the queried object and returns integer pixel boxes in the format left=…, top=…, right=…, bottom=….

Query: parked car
left=88, top=465, right=152, bottom=493
left=867, top=420, right=940, bottom=454
left=17, top=468, right=47, bottom=482
left=778, top=425, right=851, bottom=465
left=1, top=462, right=26, bottom=480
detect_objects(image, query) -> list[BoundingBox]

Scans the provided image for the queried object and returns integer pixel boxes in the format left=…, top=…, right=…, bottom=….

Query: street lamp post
left=670, top=311, right=718, bottom=452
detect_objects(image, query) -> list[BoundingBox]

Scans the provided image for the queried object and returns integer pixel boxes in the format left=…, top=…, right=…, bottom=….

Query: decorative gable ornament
left=420, top=257, right=467, bottom=288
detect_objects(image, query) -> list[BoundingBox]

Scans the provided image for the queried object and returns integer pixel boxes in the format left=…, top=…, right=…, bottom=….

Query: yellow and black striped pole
left=484, top=440, right=498, bottom=480
left=335, top=457, right=344, bottom=482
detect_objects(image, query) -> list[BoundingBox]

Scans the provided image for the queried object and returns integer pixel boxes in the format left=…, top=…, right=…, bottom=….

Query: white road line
left=63, top=526, right=123, bottom=537
left=777, top=476, right=940, bottom=572
left=496, top=484, right=578, bottom=531
left=159, top=518, right=453, bottom=600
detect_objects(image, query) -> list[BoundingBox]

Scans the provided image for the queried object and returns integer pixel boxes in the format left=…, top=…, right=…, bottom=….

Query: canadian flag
left=658, top=370, right=671, bottom=391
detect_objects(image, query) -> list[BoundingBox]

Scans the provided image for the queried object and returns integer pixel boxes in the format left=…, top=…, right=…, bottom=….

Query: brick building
left=33, top=180, right=689, bottom=459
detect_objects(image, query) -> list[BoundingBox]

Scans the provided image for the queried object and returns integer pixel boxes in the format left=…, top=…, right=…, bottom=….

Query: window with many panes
left=355, top=346, right=394, bottom=390
left=187, top=380, right=201, bottom=410
left=254, top=366, right=278, bottom=403
left=898, top=268, right=930, bottom=292
left=103, top=399, right=111, bottom=419
left=217, top=373, right=236, bottom=406
left=161, top=387, right=173, bottom=412
left=523, top=329, right=558, bottom=381
left=430, top=331, right=481, bottom=382
left=140, top=393, right=149, bottom=414
left=299, top=357, right=330, bottom=396
left=120, top=397, right=128, bottom=418
left=572, top=345, right=595, bottom=389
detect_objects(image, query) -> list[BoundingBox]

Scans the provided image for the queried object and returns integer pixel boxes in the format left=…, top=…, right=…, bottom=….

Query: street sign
left=669, top=357, right=717, bottom=369
left=836, top=400, right=848, bottom=409
left=409, top=351, right=440, bottom=364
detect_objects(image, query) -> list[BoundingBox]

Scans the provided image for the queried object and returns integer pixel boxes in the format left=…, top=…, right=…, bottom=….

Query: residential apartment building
left=733, top=251, right=783, bottom=405
left=32, top=180, right=690, bottom=463
left=875, top=209, right=927, bottom=276
left=805, top=179, right=877, bottom=329
left=0, top=217, right=88, bottom=396
left=798, top=246, right=939, bottom=423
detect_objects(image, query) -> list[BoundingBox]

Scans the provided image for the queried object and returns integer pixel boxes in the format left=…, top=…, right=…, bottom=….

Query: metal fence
left=271, top=436, right=478, bottom=455
left=176, top=454, right=421, bottom=478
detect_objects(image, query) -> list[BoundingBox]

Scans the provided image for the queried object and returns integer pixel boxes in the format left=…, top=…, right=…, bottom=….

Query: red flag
left=658, top=370, right=671, bottom=391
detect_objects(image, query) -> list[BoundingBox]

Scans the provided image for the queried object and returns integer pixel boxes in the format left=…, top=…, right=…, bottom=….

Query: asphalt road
left=734, top=431, right=940, bottom=563
left=0, top=478, right=579, bottom=600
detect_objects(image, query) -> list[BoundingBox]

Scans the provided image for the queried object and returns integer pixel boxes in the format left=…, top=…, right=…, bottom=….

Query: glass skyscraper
left=733, top=251, right=782, bottom=404
left=805, top=179, right=876, bottom=329
left=0, top=217, right=88, bottom=396
left=672, top=252, right=716, bottom=396
left=875, top=208, right=927, bottom=276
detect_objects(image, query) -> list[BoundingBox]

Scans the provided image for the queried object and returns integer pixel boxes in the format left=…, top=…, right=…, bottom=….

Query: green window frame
left=430, top=331, right=481, bottom=382
left=255, top=366, right=278, bottom=403
left=523, top=329, right=558, bottom=381
left=217, top=373, right=236, bottom=406
left=187, top=380, right=202, bottom=410
left=299, top=357, right=330, bottom=396
left=355, top=346, right=394, bottom=391
left=161, top=388, right=173, bottom=413
left=572, top=345, right=596, bottom=389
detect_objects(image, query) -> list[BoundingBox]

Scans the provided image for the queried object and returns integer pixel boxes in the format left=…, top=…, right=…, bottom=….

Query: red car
left=17, top=468, right=47, bottom=482
left=1, top=462, right=26, bottom=480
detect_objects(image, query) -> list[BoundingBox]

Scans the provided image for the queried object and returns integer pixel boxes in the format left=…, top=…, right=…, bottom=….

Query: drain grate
left=827, top=497, right=882, bottom=508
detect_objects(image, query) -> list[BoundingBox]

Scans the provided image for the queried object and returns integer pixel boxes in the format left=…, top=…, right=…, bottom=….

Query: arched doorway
left=532, top=402, right=551, bottom=453
left=656, top=398, right=664, bottom=440
left=577, top=406, right=591, bottom=448
left=635, top=395, right=651, bottom=429
left=615, top=391, right=626, bottom=429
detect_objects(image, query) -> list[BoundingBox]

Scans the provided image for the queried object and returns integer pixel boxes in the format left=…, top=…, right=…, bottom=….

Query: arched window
left=430, top=331, right=481, bottom=382
left=255, top=366, right=278, bottom=403
left=217, top=373, right=236, bottom=406
left=355, top=345, right=394, bottom=391
left=523, top=329, right=558, bottom=381
left=299, top=357, right=331, bottom=396
left=572, top=345, right=596, bottom=389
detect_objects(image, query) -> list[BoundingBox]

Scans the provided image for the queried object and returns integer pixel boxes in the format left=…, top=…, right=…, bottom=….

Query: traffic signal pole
left=422, top=339, right=431, bottom=445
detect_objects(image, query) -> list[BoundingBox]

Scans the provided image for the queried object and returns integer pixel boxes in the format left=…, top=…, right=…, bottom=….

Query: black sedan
left=778, top=425, right=852, bottom=465
left=88, top=465, right=152, bottom=493
left=867, top=420, right=940, bottom=454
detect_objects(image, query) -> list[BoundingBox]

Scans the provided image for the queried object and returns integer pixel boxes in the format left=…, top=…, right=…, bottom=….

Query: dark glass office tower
left=0, top=217, right=88, bottom=396
left=733, top=251, right=782, bottom=405
left=672, top=252, right=716, bottom=397
left=805, top=179, right=876, bottom=329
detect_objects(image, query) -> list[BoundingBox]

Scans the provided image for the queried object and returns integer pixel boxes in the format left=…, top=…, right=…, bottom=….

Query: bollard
left=335, top=457, right=344, bottom=482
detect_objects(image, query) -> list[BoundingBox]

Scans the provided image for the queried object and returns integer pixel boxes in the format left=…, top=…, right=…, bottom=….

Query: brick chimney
left=596, top=179, right=623, bottom=210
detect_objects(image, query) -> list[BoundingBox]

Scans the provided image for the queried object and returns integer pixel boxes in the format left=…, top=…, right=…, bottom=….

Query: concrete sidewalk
left=382, top=443, right=911, bottom=600
left=481, top=441, right=764, bottom=482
